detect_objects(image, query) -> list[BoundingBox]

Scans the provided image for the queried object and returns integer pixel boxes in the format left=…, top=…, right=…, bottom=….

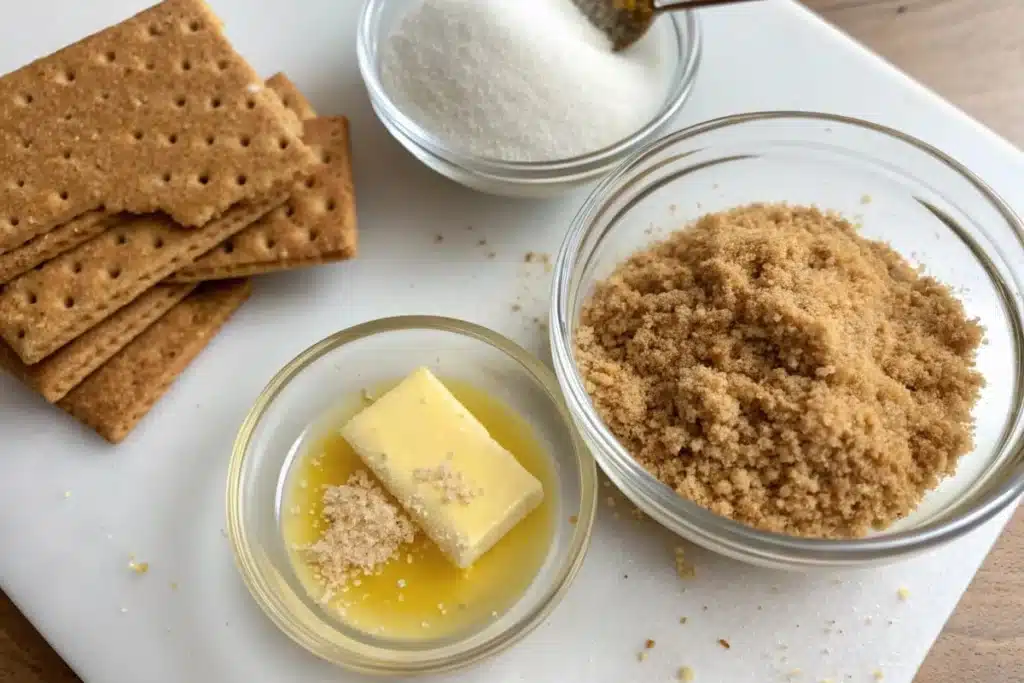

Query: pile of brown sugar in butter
left=575, top=203, right=985, bottom=538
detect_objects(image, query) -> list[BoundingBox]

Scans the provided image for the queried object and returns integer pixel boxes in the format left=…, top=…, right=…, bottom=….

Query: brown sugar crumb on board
left=0, top=0, right=315, bottom=252
left=301, top=470, right=416, bottom=595
left=574, top=203, right=985, bottom=538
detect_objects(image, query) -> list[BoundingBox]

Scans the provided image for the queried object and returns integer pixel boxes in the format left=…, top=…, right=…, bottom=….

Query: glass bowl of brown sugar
left=550, top=111, right=1024, bottom=570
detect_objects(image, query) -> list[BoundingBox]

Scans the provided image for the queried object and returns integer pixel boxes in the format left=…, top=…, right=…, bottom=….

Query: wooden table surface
left=2, top=1, right=1022, bottom=681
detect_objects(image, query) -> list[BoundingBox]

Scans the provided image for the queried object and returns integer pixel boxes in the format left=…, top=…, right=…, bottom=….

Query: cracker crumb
left=637, top=651, right=648, bottom=662
left=128, top=559, right=149, bottom=575
left=645, top=638, right=656, bottom=649
left=718, top=639, right=731, bottom=650
left=301, top=471, right=416, bottom=592
left=568, top=514, right=578, bottom=525
left=677, top=666, right=695, bottom=681
left=487, top=251, right=496, bottom=259
left=574, top=204, right=984, bottom=537
left=897, top=587, right=910, bottom=601
left=679, top=616, right=688, bottom=624
left=512, top=304, right=522, bottom=312
left=478, top=238, right=487, bottom=246
left=434, top=234, right=444, bottom=243
left=872, top=670, right=884, bottom=681
left=412, top=462, right=478, bottom=504
left=63, top=490, right=72, bottom=499
left=169, top=582, right=178, bottom=591
left=861, top=194, right=872, bottom=205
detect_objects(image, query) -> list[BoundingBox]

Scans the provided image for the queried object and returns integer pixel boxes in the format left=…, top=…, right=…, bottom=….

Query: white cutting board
left=1, top=1, right=1021, bottom=682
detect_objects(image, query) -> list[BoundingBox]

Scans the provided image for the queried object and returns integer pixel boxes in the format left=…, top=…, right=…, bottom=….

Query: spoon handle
left=654, top=0, right=763, bottom=12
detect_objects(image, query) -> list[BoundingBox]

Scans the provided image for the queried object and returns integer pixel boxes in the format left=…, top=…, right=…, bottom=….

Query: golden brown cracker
left=0, top=283, right=195, bottom=403
left=0, top=0, right=315, bottom=252
left=170, top=117, right=357, bottom=282
left=0, top=212, right=113, bottom=283
left=0, top=192, right=284, bottom=365
left=59, top=279, right=251, bottom=443
left=266, top=72, right=318, bottom=123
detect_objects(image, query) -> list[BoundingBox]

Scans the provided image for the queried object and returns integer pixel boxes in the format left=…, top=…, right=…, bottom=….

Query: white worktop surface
left=1, top=1, right=1021, bottom=682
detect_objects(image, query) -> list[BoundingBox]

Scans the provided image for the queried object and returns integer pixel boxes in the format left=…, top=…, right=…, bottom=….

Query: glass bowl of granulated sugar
left=550, top=112, right=1024, bottom=570
left=357, top=0, right=701, bottom=198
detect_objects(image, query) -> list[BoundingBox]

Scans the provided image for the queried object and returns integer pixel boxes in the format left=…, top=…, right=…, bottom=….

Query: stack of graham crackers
left=0, top=0, right=357, bottom=444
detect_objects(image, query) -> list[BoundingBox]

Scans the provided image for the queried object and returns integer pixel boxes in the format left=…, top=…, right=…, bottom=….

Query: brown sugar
left=575, top=204, right=985, bottom=538
left=301, top=470, right=416, bottom=593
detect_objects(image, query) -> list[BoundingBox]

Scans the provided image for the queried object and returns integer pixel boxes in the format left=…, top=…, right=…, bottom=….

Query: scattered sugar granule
left=872, top=670, right=884, bottom=680
left=119, top=607, right=128, bottom=614
left=897, top=587, right=910, bottom=601
left=300, top=471, right=416, bottom=593
left=636, top=651, right=648, bottom=663
left=63, top=490, right=72, bottom=499
left=674, top=546, right=696, bottom=579
left=397, top=579, right=408, bottom=588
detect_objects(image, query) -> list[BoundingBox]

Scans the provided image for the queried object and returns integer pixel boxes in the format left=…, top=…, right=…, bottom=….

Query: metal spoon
left=572, top=0, right=763, bottom=51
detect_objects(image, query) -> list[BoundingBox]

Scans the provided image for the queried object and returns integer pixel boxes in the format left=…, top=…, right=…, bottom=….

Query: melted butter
left=281, top=379, right=556, bottom=640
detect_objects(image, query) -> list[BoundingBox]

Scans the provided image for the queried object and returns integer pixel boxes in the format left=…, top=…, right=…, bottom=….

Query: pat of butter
left=340, top=367, right=544, bottom=569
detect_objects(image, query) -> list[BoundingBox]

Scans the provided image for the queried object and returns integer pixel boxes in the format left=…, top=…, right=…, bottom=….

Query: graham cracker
left=0, top=193, right=285, bottom=365
left=169, top=117, right=357, bottom=282
left=0, top=211, right=113, bottom=283
left=0, top=0, right=315, bottom=253
left=0, top=283, right=195, bottom=403
left=266, top=73, right=317, bottom=123
left=59, top=279, right=251, bottom=444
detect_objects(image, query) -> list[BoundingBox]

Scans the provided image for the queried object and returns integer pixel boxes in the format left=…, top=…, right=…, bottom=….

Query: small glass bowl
left=356, top=0, right=702, bottom=198
left=550, top=111, right=1024, bottom=570
left=226, top=316, right=597, bottom=674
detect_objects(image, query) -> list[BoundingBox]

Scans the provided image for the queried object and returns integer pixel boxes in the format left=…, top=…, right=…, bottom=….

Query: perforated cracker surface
left=0, top=192, right=284, bottom=365
left=266, top=72, right=318, bottom=124
left=59, top=279, right=251, bottom=443
left=170, top=117, right=357, bottom=281
left=0, top=0, right=314, bottom=252
left=0, top=283, right=195, bottom=402
left=0, top=212, right=112, bottom=284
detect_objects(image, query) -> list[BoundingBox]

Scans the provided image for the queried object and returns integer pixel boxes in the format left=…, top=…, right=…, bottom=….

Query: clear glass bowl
left=356, top=0, right=702, bottom=198
left=226, top=316, right=597, bottom=674
left=550, top=111, right=1024, bottom=570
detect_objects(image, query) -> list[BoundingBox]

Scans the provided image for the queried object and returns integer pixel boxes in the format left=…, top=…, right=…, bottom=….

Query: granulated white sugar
left=380, top=0, right=674, bottom=162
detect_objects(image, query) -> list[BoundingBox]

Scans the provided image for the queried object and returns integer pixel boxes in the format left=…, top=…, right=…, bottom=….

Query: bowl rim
left=226, top=315, right=598, bottom=674
left=550, top=110, right=1024, bottom=567
left=355, top=0, right=703, bottom=183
